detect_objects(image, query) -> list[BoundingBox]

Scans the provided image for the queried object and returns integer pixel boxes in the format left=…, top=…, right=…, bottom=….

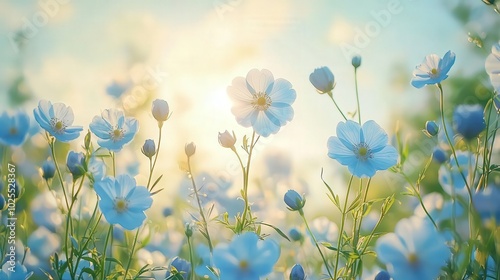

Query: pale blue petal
left=336, top=120, right=360, bottom=150
left=361, top=120, right=388, bottom=152
left=268, top=79, right=296, bottom=105
left=349, top=160, right=375, bottom=178
left=245, top=69, right=274, bottom=94
left=370, top=145, right=398, bottom=171
left=327, top=136, right=357, bottom=166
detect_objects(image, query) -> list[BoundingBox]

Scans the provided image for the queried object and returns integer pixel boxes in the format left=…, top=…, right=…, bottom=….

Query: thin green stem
left=111, top=152, right=116, bottom=177
left=334, top=175, right=354, bottom=279
left=187, top=235, right=195, bottom=280
left=300, top=211, right=334, bottom=279
left=240, top=131, right=257, bottom=232
left=147, top=127, right=163, bottom=190
left=354, top=68, right=361, bottom=124
left=327, top=92, right=348, bottom=121
left=187, top=157, right=214, bottom=252
left=437, top=83, right=473, bottom=199
left=101, top=225, right=113, bottom=279
left=124, top=228, right=141, bottom=279
left=354, top=178, right=371, bottom=248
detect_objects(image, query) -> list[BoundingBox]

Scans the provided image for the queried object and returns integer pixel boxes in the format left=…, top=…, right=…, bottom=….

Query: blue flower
left=288, top=228, right=303, bottom=242
left=62, top=259, right=93, bottom=280
left=0, top=261, right=33, bottom=280
left=424, top=120, right=439, bottom=137
left=327, top=120, right=398, bottom=178
left=352, top=55, right=362, bottom=68
left=485, top=41, right=500, bottom=92
left=411, top=50, right=455, bottom=88
left=453, top=104, right=485, bottom=140
left=308, top=216, right=338, bottom=242
left=309, top=67, right=335, bottom=94
left=0, top=111, right=30, bottom=146
left=106, top=80, right=131, bottom=99
left=41, top=159, right=56, bottom=180
left=289, top=264, right=306, bottom=280
left=141, top=139, right=156, bottom=159
left=166, top=257, right=191, bottom=280
left=432, top=147, right=448, bottom=164
left=213, top=232, right=280, bottom=280
left=376, top=216, right=450, bottom=280
left=87, top=156, right=106, bottom=181
left=438, top=151, right=477, bottom=197
left=227, top=69, right=296, bottom=137
left=195, top=244, right=217, bottom=280
left=414, top=192, right=463, bottom=223
left=33, top=100, right=83, bottom=142
left=473, top=185, right=500, bottom=223
left=374, top=270, right=391, bottom=280
left=284, top=190, right=305, bottom=211
left=94, top=174, right=152, bottom=230
left=89, top=109, right=138, bottom=152
left=66, top=151, right=86, bottom=180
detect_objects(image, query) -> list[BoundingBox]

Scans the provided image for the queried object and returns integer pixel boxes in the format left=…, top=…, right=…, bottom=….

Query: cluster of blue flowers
left=1, top=38, right=500, bottom=280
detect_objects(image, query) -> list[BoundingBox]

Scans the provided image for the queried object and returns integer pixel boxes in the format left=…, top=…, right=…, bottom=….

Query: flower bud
left=494, top=93, right=500, bottom=112
left=375, top=270, right=391, bottom=280
left=424, top=121, right=439, bottom=137
left=14, top=181, right=22, bottom=199
left=141, top=139, right=156, bottom=159
left=0, top=194, right=6, bottom=210
left=84, top=130, right=92, bottom=151
left=309, top=67, right=335, bottom=94
left=432, top=147, right=448, bottom=164
left=288, top=228, right=303, bottom=242
left=66, top=151, right=86, bottom=180
left=162, top=207, right=173, bottom=217
left=185, top=223, right=193, bottom=238
left=185, top=142, right=196, bottom=157
left=453, top=104, right=485, bottom=140
left=284, top=190, right=305, bottom=211
left=352, top=55, right=362, bottom=68
left=289, top=264, right=306, bottom=280
left=152, top=99, right=170, bottom=124
left=41, top=159, right=56, bottom=180
left=218, top=130, right=236, bottom=149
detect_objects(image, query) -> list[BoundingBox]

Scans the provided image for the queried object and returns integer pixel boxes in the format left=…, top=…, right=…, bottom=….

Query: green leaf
left=255, top=222, right=290, bottom=241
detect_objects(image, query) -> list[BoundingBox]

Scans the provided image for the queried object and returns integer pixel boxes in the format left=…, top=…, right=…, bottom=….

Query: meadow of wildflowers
left=1, top=1, right=500, bottom=280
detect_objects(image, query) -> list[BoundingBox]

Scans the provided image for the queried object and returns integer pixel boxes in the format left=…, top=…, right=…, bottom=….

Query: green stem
left=124, top=228, right=140, bottom=279
left=354, top=178, right=371, bottom=247
left=187, top=157, right=214, bottom=252
left=147, top=127, right=163, bottom=190
left=334, top=175, right=354, bottom=279
left=300, top=211, right=334, bottom=279
left=111, top=152, right=116, bottom=177
left=354, top=68, right=361, bottom=124
left=437, top=83, right=473, bottom=199
left=240, top=131, right=258, bottom=233
left=187, top=234, right=195, bottom=280
left=101, top=225, right=113, bottom=279
left=327, top=92, right=348, bottom=121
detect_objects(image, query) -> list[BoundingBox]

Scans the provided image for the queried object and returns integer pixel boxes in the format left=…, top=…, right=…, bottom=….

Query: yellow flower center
left=239, top=260, right=249, bottom=270
left=251, top=93, right=272, bottom=111
left=358, top=147, right=367, bottom=157
left=114, top=198, right=128, bottom=213
left=355, top=143, right=372, bottom=161
left=430, top=68, right=440, bottom=77
left=110, top=128, right=125, bottom=142
left=9, top=127, right=17, bottom=135
left=408, top=253, right=419, bottom=266
left=50, top=118, right=66, bottom=133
